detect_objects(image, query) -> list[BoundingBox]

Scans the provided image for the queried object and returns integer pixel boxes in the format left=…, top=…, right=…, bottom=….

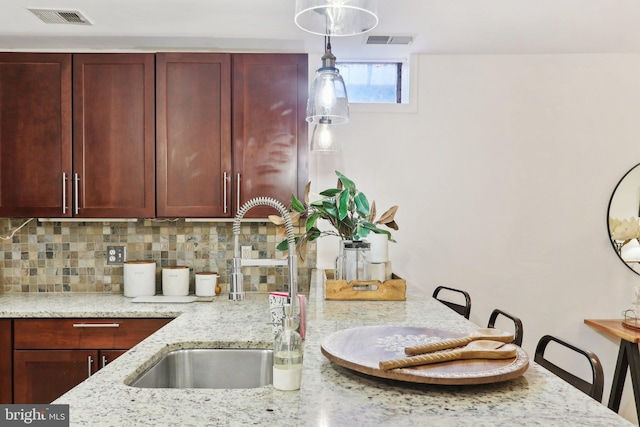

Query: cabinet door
left=232, top=54, right=308, bottom=218
left=73, top=53, right=155, bottom=218
left=13, top=350, right=98, bottom=404
left=0, top=320, right=11, bottom=403
left=156, top=53, right=232, bottom=217
left=0, top=53, right=72, bottom=217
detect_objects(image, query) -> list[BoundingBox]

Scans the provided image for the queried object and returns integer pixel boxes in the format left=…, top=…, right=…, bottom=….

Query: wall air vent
left=28, top=8, right=92, bottom=25
left=366, top=35, right=413, bottom=45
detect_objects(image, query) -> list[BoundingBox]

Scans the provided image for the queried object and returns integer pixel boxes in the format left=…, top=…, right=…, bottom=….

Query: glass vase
left=336, top=240, right=370, bottom=283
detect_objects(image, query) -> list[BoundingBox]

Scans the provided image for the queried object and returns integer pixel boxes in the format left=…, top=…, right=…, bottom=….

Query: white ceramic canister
left=366, top=232, right=389, bottom=263
left=162, top=266, right=190, bottom=296
left=195, top=272, right=218, bottom=297
left=123, top=261, right=157, bottom=297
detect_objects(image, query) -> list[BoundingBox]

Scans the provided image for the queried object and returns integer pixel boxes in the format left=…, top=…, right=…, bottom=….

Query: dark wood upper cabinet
left=73, top=53, right=156, bottom=218
left=0, top=53, right=72, bottom=217
left=156, top=53, right=232, bottom=217
left=232, top=54, right=308, bottom=218
left=0, top=52, right=306, bottom=219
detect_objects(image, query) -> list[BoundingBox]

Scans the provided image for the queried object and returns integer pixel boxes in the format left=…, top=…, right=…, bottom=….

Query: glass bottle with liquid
left=273, top=303, right=303, bottom=391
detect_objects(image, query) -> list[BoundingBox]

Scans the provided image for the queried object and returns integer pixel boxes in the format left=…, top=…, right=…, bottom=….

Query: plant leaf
left=296, top=234, right=310, bottom=261
left=376, top=205, right=399, bottom=225
left=319, top=188, right=342, bottom=197
left=363, top=224, right=391, bottom=238
left=307, top=227, right=321, bottom=240
left=297, top=240, right=307, bottom=262
left=356, top=226, right=371, bottom=240
left=304, top=182, right=311, bottom=205
left=385, top=220, right=399, bottom=230
left=354, top=192, right=370, bottom=217
left=289, top=211, right=301, bottom=224
left=268, top=215, right=284, bottom=226
left=276, top=225, right=287, bottom=237
left=276, top=240, right=289, bottom=251
left=306, top=213, right=319, bottom=232
left=336, top=171, right=356, bottom=192
left=337, top=190, right=349, bottom=220
left=368, top=201, right=377, bottom=222
left=291, top=194, right=305, bottom=213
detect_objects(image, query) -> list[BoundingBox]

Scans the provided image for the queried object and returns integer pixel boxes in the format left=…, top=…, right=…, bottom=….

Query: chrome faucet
left=230, top=197, right=298, bottom=310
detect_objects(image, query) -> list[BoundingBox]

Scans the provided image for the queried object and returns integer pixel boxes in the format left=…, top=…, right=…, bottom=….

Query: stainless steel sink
left=129, top=348, right=273, bottom=389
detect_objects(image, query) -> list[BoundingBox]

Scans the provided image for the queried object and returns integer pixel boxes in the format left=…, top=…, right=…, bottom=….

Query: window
left=337, top=60, right=408, bottom=104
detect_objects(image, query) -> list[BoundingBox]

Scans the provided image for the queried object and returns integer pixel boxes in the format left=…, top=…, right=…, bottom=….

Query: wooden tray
left=325, top=273, right=406, bottom=301
left=321, top=325, right=529, bottom=385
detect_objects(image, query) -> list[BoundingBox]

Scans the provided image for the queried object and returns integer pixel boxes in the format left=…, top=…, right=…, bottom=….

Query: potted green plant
left=270, top=171, right=399, bottom=265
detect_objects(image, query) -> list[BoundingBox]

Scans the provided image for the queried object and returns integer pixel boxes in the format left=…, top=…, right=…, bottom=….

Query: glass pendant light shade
left=306, top=38, right=349, bottom=124
left=295, top=0, right=378, bottom=37
left=307, top=68, right=349, bottom=124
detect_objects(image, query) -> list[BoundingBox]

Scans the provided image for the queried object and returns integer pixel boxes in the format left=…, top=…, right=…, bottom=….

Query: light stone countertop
left=0, top=271, right=633, bottom=426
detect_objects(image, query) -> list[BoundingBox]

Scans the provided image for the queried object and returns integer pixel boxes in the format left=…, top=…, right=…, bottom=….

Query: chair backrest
left=487, top=309, right=523, bottom=346
left=534, top=335, right=604, bottom=402
left=432, top=286, right=471, bottom=319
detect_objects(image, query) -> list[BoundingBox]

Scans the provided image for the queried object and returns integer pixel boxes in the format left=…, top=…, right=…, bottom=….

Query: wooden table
left=584, top=319, right=640, bottom=420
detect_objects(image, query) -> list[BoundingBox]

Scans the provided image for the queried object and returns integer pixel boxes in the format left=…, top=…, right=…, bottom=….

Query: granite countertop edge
left=0, top=272, right=633, bottom=427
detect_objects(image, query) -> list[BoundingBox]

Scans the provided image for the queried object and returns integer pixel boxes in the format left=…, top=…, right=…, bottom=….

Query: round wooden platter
left=320, top=325, right=529, bottom=385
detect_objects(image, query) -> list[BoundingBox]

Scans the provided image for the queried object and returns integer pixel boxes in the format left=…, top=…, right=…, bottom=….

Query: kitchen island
left=0, top=271, right=631, bottom=426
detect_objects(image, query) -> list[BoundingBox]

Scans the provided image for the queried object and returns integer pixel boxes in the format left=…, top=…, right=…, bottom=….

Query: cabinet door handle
left=102, top=355, right=108, bottom=369
left=223, top=172, right=228, bottom=214
left=74, top=173, right=80, bottom=215
left=72, top=323, right=120, bottom=328
left=87, top=355, right=93, bottom=378
left=62, top=172, right=68, bottom=215
left=236, top=173, right=241, bottom=214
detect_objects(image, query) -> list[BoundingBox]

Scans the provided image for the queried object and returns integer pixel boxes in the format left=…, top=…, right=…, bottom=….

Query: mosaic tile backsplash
left=0, top=218, right=315, bottom=294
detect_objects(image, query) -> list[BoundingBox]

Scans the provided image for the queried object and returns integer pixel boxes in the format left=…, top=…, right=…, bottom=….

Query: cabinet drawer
left=14, top=318, right=171, bottom=350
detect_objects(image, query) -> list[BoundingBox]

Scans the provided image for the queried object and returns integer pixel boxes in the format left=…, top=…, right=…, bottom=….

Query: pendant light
left=307, top=37, right=349, bottom=125
left=310, top=118, right=338, bottom=152
left=294, top=0, right=378, bottom=37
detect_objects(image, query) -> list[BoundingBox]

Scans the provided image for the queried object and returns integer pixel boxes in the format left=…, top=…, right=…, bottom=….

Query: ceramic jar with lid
left=124, top=260, right=157, bottom=297
left=162, top=266, right=190, bottom=296
left=195, top=271, right=218, bottom=297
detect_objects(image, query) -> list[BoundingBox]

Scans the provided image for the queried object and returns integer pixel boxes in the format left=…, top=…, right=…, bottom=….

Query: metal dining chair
left=487, top=309, right=523, bottom=346
left=432, top=286, right=471, bottom=319
left=534, top=335, right=604, bottom=402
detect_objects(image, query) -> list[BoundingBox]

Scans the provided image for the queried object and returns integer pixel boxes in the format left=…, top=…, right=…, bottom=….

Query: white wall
left=310, top=53, right=640, bottom=423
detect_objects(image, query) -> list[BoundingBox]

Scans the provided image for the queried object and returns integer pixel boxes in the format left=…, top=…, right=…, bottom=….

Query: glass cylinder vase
left=336, top=240, right=370, bottom=283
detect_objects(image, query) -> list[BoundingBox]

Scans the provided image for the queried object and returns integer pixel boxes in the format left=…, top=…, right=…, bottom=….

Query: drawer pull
left=74, top=173, right=80, bottom=215
left=87, top=355, right=93, bottom=378
left=72, top=323, right=120, bottom=328
left=62, top=172, right=68, bottom=215
left=102, top=355, right=108, bottom=369
left=223, top=171, right=228, bottom=213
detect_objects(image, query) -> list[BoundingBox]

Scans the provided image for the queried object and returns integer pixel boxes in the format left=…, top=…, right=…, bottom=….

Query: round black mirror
left=608, top=163, right=640, bottom=275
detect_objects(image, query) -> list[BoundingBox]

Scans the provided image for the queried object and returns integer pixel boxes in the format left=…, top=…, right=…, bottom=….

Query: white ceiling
left=1, top=0, right=640, bottom=59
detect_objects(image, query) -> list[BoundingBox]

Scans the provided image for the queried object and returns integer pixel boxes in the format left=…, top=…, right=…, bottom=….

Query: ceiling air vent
left=28, top=8, right=92, bottom=25
left=366, top=35, right=413, bottom=45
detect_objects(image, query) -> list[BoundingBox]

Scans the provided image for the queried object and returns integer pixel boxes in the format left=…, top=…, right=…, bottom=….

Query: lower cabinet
left=12, top=318, right=170, bottom=404
left=0, top=320, right=11, bottom=403
left=14, top=350, right=100, bottom=404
